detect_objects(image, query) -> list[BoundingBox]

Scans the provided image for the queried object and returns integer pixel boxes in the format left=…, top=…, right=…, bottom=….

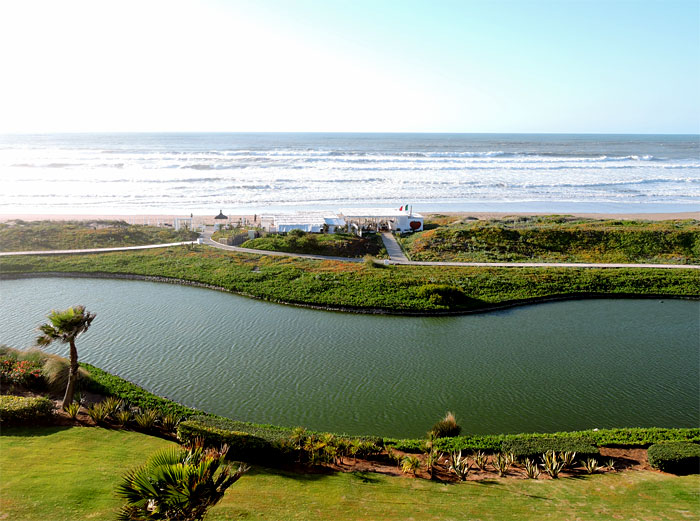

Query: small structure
left=265, top=213, right=346, bottom=234
left=339, top=208, right=423, bottom=234
left=213, top=210, right=228, bottom=231
left=173, top=217, right=193, bottom=231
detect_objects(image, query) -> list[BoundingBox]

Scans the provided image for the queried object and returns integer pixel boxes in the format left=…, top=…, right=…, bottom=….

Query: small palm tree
left=116, top=441, right=248, bottom=521
left=37, top=305, right=96, bottom=409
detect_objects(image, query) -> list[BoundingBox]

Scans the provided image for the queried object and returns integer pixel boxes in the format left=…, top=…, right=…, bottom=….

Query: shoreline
left=2, top=271, right=697, bottom=317
left=1, top=210, right=698, bottom=224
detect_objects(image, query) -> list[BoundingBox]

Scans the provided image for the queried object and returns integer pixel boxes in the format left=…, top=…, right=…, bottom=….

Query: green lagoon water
left=1, top=277, right=698, bottom=438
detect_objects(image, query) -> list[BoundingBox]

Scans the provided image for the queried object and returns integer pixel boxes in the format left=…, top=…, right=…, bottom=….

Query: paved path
left=0, top=241, right=197, bottom=256
left=380, top=232, right=410, bottom=262
left=2, top=233, right=698, bottom=270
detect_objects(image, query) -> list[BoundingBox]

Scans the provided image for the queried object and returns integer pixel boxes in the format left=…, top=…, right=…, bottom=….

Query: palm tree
left=116, top=441, right=248, bottom=521
left=37, top=305, right=96, bottom=409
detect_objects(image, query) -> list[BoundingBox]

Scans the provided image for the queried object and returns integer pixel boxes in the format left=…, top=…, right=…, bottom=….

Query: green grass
left=241, top=231, right=388, bottom=258
left=1, top=426, right=698, bottom=521
left=1, top=245, right=698, bottom=312
left=400, top=216, right=700, bottom=264
left=0, top=220, right=198, bottom=252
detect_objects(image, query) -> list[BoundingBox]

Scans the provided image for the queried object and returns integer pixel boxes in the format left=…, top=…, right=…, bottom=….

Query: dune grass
left=1, top=245, right=698, bottom=313
left=0, top=220, right=198, bottom=252
left=241, top=231, right=388, bottom=258
left=400, top=216, right=700, bottom=264
left=1, top=426, right=698, bottom=521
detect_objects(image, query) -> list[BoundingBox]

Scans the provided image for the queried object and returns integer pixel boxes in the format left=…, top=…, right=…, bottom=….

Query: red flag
left=399, top=206, right=403, bottom=211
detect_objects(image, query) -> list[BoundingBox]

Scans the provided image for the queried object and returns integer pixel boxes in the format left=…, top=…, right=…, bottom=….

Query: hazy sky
left=1, top=0, right=698, bottom=133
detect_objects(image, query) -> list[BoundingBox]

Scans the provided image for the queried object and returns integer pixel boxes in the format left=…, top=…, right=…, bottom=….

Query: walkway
left=2, top=233, right=699, bottom=270
left=0, top=241, right=197, bottom=257
left=380, top=232, right=410, bottom=262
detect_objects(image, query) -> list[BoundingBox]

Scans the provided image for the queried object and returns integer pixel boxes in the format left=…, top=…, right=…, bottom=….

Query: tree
left=116, top=441, right=248, bottom=521
left=36, top=305, right=96, bottom=409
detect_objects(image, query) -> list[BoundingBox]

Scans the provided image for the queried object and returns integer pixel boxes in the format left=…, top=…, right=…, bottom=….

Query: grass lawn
left=1, top=426, right=698, bottom=521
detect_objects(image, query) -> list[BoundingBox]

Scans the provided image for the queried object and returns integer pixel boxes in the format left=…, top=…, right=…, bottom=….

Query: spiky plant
left=36, top=306, right=96, bottom=409
left=134, top=409, right=159, bottom=430
left=116, top=441, right=248, bottom=521
left=541, top=451, right=565, bottom=479
left=448, top=451, right=471, bottom=481
left=425, top=448, right=443, bottom=479
left=524, top=458, right=540, bottom=479
left=64, top=401, right=80, bottom=419
left=492, top=452, right=511, bottom=477
left=87, top=403, right=109, bottom=424
left=473, top=450, right=489, bottom=470
left=115, top=410, right=132, bottom=427
left=161, top=413, right=181, bottom=433
left=561, top=451, right=577, bottom=469
left=401, top=455, right=421, bottom=476
left=386, top=447, right=403, bottom=468
left=603, top=458, right=617, bottom=472
left=582, top=457, right=601, bottom=474
left=102, top=396, right=123, bottom=416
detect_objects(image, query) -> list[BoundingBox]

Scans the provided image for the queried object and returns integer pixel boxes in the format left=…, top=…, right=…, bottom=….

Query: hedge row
left=0, top=395, right=54, bottom=424
left=501, top=438, right=598, bottom=461
left=80, top=363, right=198, bottom=419
left=648, top=442, right=700, bottom=475
left=386, top=427, right=700, bottom=454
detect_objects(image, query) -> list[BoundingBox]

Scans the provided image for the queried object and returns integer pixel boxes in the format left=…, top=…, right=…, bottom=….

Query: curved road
left=1, top=233, right=698, bottom=270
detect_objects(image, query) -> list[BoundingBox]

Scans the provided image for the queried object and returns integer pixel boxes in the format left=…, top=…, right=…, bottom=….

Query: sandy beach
left=1, top=211, right=698, bottom=224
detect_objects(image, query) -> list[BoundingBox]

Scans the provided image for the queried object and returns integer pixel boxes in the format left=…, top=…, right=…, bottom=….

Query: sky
left=0, top=0, right=698, bottom=134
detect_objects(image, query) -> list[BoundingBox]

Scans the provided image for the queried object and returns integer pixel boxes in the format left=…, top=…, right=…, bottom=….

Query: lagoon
left=1, top=277, right=698, bottom=438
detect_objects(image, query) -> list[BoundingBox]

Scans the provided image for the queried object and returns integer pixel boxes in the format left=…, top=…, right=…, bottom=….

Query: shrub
left=1, top=357, right=43, bottom=389
left=502, top=437, right=598, bottom=462
left=415, top=284, right=468, bottom=308
left=161, top=412, right=181, bottom=433
left=429, top=411, right=462, bottom=438
left=524, top=458, right=540, bottom=479
left=0, top=395, right=54, bottom=424
left=64, top=401, right=81, bottom=419
left=87, top=403, right=110, bottom=424
left=492, top=452, right=512, bottom=477
left=448, top=451, right=471, bottom=481
left=582, top=457, right=601, bottom=474
left=647, top=442, right=700, bottom=475
left=541, top=451, right=565, bottom=479
left=102, top=396, right=123, bottom=416
left=134, top=409, right=159, bottom=430
left=115, top=410, right=132, bottom=426
left=401, top=455, right=421, bottom=475
left=42, top=354, right=88, bottom=395
left=473, top=450, right=489, bottom=470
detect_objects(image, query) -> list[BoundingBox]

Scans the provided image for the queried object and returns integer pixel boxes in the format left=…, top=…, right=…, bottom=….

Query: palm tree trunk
left=61, top=339, right=78, bottom=409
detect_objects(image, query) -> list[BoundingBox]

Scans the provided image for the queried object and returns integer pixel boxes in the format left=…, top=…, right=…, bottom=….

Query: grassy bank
left=399, top=216, right=700, bottom=264
left=1, top=426, right=698, bottom=521
left=1, top=245, right=698, bottom=313
left=241, top=231, right=388, bottom=258
left=0, top=220, right=198, bottom=252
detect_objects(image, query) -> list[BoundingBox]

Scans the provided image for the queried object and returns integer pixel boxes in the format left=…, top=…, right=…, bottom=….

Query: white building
left=338, top=208, right=424, bottom=234
left=265, top=213, right=346, bottom=233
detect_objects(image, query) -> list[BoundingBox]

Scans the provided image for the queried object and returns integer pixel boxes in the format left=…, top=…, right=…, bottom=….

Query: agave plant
left=161, top=413, right=181, bottom=433
left=115, top=409, right=132, bottom=427
left=448, top=451, right=471, bottom=481
left=541, top=451, right=565, bottom=479
left=524, top=458, right=540, bottom=479
left=425, top=448, right=443, bottom=479
left=491, top=452, right=511, bottom=477
left=401, top=455, right=421, bottom=476
left=134, top=409, right=159, bottom=430
left=102, top=396, right=123, bottom=416
left=582, top=457, right=601, bottom=474
left=603, top=458, right=617, bottom=472
left=473, top=450, right=489, bottom=471
left=116, top=441, right=248, bottom=521
left=64, top=401, right=80, bottom=419
left=561, top=451, right=577, bottom=469
left=87, top=403, right=109, bottom=424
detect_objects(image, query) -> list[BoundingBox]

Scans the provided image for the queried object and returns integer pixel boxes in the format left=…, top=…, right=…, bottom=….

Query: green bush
left=0, top=395, right=54, bottom=424
left=648, top=442, right=700, bottom=475
left=415, top=284, right=468, bottom=308
left=177, top=416, right=286, bottom=463
left=429, top=411, right=462, bottom=438
left=501, top=437, right=599, bottom=462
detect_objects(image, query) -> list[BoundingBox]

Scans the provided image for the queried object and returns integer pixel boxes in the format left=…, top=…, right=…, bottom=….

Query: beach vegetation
left=399, top=216, right=700, bottom=265
left=429, top=411, right=462, bottom=438
left=0, top=395, right=54, bottom=424
left=241, top=231, right=388, bottom=258
left=0, top=220, right=197, bottom=252
left=36, top=305, right=96, bottom=409
left=1, top=245, right=696, bottom=315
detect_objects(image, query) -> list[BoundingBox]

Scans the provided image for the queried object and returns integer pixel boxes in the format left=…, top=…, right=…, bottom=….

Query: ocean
left=1, top=133, right=698, bottom=215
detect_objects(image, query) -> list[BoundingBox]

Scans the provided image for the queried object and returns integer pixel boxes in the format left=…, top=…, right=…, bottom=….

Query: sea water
left=0, top=133, right=698, bottom=214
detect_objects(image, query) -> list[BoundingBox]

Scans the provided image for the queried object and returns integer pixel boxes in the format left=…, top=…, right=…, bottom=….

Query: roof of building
left=273, top=213, right=346, bottom=226
left=214, top=210, right=228, bottom=220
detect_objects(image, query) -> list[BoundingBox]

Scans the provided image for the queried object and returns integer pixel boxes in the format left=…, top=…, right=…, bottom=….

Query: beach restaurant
left=339, top=207, right=424, bottom=234
left=263, top=213, right=346, bottom=233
